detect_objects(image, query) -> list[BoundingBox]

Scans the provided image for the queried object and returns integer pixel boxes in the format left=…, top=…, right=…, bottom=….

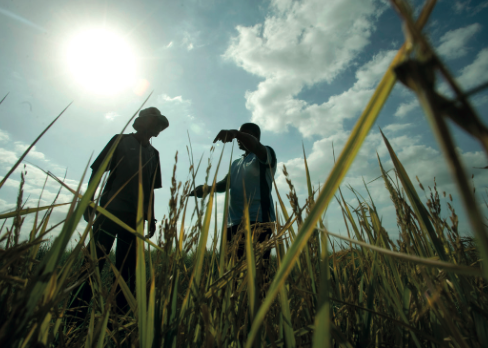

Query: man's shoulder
left=148, top=143, right=159, bottom=154
left=263, top=145, right=277, bottom=166
left=264, top=145, right=276, bottom=154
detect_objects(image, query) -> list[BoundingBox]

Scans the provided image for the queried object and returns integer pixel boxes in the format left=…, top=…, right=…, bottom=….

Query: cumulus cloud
left=0, top=129, right=9, bottom=142
left=0, top=127, right=80, bottom=239
left=453, top=1, right=488, bottom=15
left=382, top=123, right=413, bottom=133
left=224, top=0, right=387, bottom=137
left=0, top=148, right=18, bottom=164
left=394, top=99, right=418, bottom=118
left=275, top=130, right=488, bottom=233
left=436, top=23, right=480, bottom=60
left=456, top=48, right=488, bottom=90
left=13, top=142, right=46, bottom=161
left=249, top=49, right=396, bottom=137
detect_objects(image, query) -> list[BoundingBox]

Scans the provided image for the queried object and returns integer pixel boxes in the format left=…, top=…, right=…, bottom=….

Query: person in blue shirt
left=189, top=123, right=277, bottom=269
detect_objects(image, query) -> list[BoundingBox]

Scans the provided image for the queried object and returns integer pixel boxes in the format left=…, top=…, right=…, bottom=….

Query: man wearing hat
left=70, top=107, right=169, bottom=320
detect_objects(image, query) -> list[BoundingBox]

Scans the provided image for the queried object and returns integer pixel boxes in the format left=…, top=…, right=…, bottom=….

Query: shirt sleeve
left=90, top=135, right=118, bottom=172
left=259, top=146, right=277, bottom=168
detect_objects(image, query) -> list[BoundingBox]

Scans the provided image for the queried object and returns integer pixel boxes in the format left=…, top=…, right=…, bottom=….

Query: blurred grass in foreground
left=1, top=0, right=488, bottom=347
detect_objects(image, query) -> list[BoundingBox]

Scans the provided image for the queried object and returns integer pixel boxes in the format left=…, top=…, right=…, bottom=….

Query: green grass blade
left=40, top=168, right=166, bottom=252
left=302, top=143, right=314, bottom=200
left=312, top=229, right=330, bottom=348
left=136, top=146, right=147, bottom=347
left=0, top=92, right=9, bottom=105
left=0, top=102, right=72, bottom=189
left=95, top=307, right=110, bottom=348
left=109, top=262, right=137, bottom=313
left=145, top=269, right=156, bottom=348
left=219, top=144, right=234, bottom=278
left=325, top=229, right=481, bottom=276
left=243, top=199, right=257, bottom=322
left=0, top=203, right=71, bottom=220
left=275, top=233, right=296, bottom=348
left=194, top=145, right=225, bottom=287
left=244, top=5, right=436, bottom=344
left=380, top=130, right=447, bottom=261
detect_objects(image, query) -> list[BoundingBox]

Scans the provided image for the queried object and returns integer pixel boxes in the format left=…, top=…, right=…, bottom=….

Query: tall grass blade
left=0, top=102, right=72, bottom=189
left=243, top=198, right=257, bottom=322
left=136, top=146, right=148, bottom=347
left=380, top=130, right=447, bottom=261
left=0, top=203, right=70, bottom=219
left=275, top=232, right=296, bottom=348
left=312, top=230, right=330, bottom=348
left=324, top=229, right=481, bottom=276
left=245, top=4, right=436, bottom=345
left=219, top=144, right=234, bottom=278
left=0, top=92, right=9, bottom=105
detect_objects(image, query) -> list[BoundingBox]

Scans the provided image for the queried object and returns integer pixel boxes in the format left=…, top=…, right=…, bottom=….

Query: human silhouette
left=69, top=107, right=168, bottom=321
left=189, top=123, right=277, bottom=276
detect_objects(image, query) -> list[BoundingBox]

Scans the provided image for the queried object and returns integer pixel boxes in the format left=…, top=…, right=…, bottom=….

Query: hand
left=213, top=129, right=237, bottom=144
left=83, top=205, right=95, bottom=223
left=187, top=185, right=205, bottom=198
left=145, top=220, right=157, bottom=239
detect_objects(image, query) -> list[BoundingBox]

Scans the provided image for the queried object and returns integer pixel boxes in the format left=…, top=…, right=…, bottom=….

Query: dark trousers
left=226, top=221, right=273, bottom=269
left=70, top=214, right=137, bottom=319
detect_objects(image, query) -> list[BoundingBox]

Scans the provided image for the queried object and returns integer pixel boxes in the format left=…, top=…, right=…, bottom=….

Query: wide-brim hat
left=134, top=107, right=169, bottom=131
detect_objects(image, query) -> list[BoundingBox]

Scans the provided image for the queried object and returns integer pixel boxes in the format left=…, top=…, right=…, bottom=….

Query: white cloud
left=0, top=148, right=18, bottom=164
left=0, top=198, right=15, bottom=213
left=453, top=1, right=488, bottom=14
left=275, top=130, right=488, bottom=234
left=182, top=31, right=199, bottom=51
left=14, top=142, right=45, bottom=161
left=437, top=23, right=480, bottom=60
left=394, top=99, right=418, bottom=118
left=456, top=48, right=488, bottom=90
left=158, top=94, right=190, bottom=104
left=249, top=49, right=396, bottom=138
left=224, top=0, right=387, bottom=137
left=0, top=129, right=9, bottom=142
left=383, top=123, right=413, bottom=133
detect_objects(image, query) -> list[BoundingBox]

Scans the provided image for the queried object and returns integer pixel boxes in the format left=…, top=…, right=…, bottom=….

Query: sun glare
left=66, top=29, right=136, bottom=95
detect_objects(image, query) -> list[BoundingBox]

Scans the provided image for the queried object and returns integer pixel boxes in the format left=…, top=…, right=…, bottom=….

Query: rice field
left=0, top=1, right=487, bottom=347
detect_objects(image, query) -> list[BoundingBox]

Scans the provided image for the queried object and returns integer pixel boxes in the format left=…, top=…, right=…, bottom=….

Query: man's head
left=238, top=123, right=261, bottom=151
left=133, top=107, right=169, bottom=137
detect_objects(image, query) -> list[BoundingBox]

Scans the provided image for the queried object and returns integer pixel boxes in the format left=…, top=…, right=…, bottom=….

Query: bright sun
left=66, top=29, right=136, bottom=95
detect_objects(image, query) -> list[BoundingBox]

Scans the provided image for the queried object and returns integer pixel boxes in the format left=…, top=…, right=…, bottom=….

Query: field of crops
left=1, top=1, right=488, bottom=347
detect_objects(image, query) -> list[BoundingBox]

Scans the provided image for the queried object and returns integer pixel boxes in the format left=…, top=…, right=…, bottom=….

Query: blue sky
left=1, top=0, right=488, bottom=243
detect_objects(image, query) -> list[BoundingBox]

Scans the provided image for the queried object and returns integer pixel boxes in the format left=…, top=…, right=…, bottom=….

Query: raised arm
left=213, top=130, right=267, bottom=162
left=188, top=174, right=229, bottom=198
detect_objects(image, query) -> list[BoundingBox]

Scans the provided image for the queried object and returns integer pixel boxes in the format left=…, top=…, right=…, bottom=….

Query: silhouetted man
left=189, top=123, right=277, bottom=270
left=70, top=107, right=168, bottom=320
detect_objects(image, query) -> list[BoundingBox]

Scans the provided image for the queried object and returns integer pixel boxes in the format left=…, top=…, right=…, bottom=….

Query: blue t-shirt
left=228, top=146, right=277, bottom=225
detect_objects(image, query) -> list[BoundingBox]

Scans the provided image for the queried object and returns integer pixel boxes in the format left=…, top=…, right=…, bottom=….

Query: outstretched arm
left=213, top=130, right=267, bottom=162
left=188, top=174, right=229, bottom=198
